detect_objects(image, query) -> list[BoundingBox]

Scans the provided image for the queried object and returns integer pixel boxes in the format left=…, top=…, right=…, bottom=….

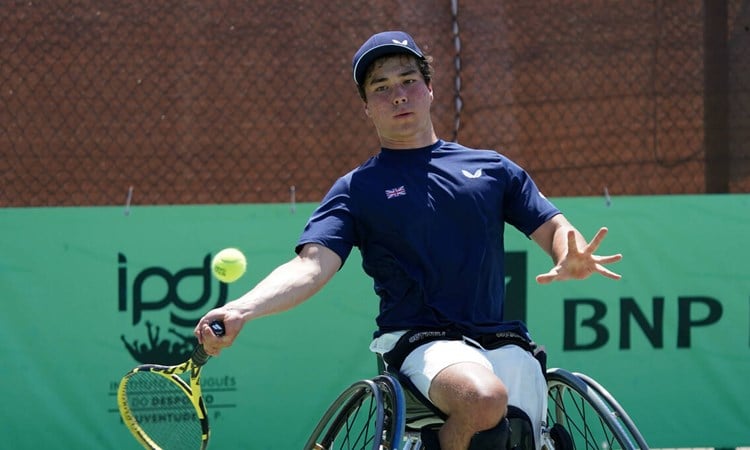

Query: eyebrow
left=368, top=68, right=419, bottom=86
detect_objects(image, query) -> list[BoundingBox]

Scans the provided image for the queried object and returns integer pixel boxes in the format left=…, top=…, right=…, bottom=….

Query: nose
left=392, top=86, right=407, bottom=105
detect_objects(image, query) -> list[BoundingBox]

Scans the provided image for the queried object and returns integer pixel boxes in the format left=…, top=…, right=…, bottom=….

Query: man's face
left=362, top=55, right=434, bottom=146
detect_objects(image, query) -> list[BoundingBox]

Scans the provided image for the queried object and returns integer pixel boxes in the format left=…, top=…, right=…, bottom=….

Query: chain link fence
left=1, top=0, right=748, bottom=207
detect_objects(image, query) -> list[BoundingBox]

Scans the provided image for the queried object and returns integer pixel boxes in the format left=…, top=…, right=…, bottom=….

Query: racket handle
left=209, top=321, right=226, bottom=337
left=192, top=320, right=226, bottom=366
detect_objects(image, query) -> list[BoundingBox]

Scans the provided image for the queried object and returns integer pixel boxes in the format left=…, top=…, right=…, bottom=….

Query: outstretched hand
left=536, top=227, right=622, bottom=284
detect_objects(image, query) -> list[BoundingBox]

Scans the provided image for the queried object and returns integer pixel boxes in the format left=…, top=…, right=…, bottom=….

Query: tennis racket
left=117, top=321, right=225, bottom=450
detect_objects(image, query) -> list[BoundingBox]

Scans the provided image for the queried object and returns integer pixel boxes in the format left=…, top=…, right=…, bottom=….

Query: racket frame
left=117, top=352, right=210, bottom=450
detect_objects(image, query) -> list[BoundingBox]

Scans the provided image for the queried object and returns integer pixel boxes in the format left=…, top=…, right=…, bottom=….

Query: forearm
left=230, top=257, right=331, bottom=321
left=220, top=243, right=340, bottom=323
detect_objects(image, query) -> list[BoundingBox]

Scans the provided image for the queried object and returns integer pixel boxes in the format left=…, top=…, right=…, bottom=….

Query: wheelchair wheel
left=574, top=372, right=649, bottom=450
left=304, top=376, right=404, bottom=450
left=373, top=374, right=406, bottom=449
left=546, top=368, right=649, bottom=450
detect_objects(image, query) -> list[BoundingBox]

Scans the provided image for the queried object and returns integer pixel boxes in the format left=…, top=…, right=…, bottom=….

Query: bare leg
left=427, top=362, right=508, bottom=450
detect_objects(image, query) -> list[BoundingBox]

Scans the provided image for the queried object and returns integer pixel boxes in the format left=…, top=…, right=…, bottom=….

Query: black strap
left=472, top=330, right=534, bottom=352
left=382, top=328, right=547, bottom=374
left=470, top=331, right=547, bottom=374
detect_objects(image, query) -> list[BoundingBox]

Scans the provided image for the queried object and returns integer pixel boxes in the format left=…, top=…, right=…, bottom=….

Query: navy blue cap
left=352, top=31, right=425, bottom=86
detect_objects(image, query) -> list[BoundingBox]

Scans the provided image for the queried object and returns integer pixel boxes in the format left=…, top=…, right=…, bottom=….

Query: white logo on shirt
left=462, top=169, right=482, bottom=179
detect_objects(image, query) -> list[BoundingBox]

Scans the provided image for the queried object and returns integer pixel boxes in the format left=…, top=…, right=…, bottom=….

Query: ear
left=364, top=102, right=372, bottom=118
left=428, top=83, right=434, bottom=100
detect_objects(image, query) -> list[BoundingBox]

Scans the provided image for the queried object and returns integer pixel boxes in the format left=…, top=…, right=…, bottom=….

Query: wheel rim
left=547, top=378, right=627, bottom=450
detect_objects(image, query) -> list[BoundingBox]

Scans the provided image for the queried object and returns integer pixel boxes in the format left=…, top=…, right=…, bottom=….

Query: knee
left=469, top=382, right=508, bottom=430
left=429, top=363, right=509, bottom=432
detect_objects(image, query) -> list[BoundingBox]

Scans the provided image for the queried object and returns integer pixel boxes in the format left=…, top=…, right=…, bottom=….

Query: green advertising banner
left=1, top=195, right=748, bottom=449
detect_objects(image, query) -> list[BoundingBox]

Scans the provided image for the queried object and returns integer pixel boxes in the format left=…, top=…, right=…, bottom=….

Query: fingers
left=541, top=227, right=621, bottom=284
left=200, top=323, right=225, bottom=356
left=566, top=230, right=578, bottom=252
left=588, top=228, right=622, bottom=277
left=596, top=263, right=622, bottom=280
left=196, top=322, right=229, bottom=356
left=194, top=322, right=204, bottom=344
left=194, top=311, right=232, bottom=356
left=594, top=253, right=623, bottom=264
left=584, top=227, right=608, bottom=253
left=193, top=317, right=211, bottom=343
left=535, top=273, right=555, bottom=284
left=535, top=266, right=561, bottom=284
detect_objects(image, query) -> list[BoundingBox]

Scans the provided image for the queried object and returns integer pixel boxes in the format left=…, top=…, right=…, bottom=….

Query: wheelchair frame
left=305, top=367, right=648, bottom=450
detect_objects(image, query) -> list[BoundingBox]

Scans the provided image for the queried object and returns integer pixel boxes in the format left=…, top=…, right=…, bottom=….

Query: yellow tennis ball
left=211, top=248, right=247, bottom=283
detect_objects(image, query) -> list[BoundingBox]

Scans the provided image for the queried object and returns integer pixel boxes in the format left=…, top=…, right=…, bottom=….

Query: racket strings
left=122, top=371, right=203, bottom=449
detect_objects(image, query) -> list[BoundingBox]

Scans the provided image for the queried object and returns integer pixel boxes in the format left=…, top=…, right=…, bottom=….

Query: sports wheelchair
left=305, top=356, right=649, bottom=450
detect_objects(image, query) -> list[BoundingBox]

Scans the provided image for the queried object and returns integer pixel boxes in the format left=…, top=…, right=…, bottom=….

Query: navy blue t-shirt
left=296, top=140, right=560, bottom=337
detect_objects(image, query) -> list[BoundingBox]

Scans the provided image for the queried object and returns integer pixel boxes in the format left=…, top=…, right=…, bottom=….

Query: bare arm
left=194, top=243, right=341, bottom=355
left=530, top=214, right=622, bottom=284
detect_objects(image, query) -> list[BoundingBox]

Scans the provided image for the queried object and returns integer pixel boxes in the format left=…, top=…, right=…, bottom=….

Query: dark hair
left=356, top=54, right=434, bottom=102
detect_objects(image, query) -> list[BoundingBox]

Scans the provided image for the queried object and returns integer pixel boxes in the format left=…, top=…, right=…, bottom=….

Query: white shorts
left=370, top=332, right=548, bottom=449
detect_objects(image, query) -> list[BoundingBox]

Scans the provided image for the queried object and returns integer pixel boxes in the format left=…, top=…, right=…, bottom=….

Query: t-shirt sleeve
left=295, top=175, right=356, bottom=267
left=501, top=157, right=561, bottom=237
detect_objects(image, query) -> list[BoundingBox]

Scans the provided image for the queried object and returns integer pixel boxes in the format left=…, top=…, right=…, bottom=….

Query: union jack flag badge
left=385, top=185, right=406, bottom=199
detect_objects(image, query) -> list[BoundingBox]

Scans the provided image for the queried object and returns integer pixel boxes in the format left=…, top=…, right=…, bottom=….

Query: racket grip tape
left=192, top=320, right=226, bottom=366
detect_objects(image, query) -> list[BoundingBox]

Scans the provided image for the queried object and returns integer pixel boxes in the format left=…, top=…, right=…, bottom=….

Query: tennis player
left=195, top=30, right=622, bottom=450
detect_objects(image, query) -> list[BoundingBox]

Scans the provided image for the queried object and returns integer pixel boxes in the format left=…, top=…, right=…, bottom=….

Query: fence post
left=703, top=0, right=730, bottom=193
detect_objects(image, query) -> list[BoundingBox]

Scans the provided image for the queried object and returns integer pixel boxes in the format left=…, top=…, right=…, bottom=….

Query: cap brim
left=353, top=45, right=423, bottom=86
